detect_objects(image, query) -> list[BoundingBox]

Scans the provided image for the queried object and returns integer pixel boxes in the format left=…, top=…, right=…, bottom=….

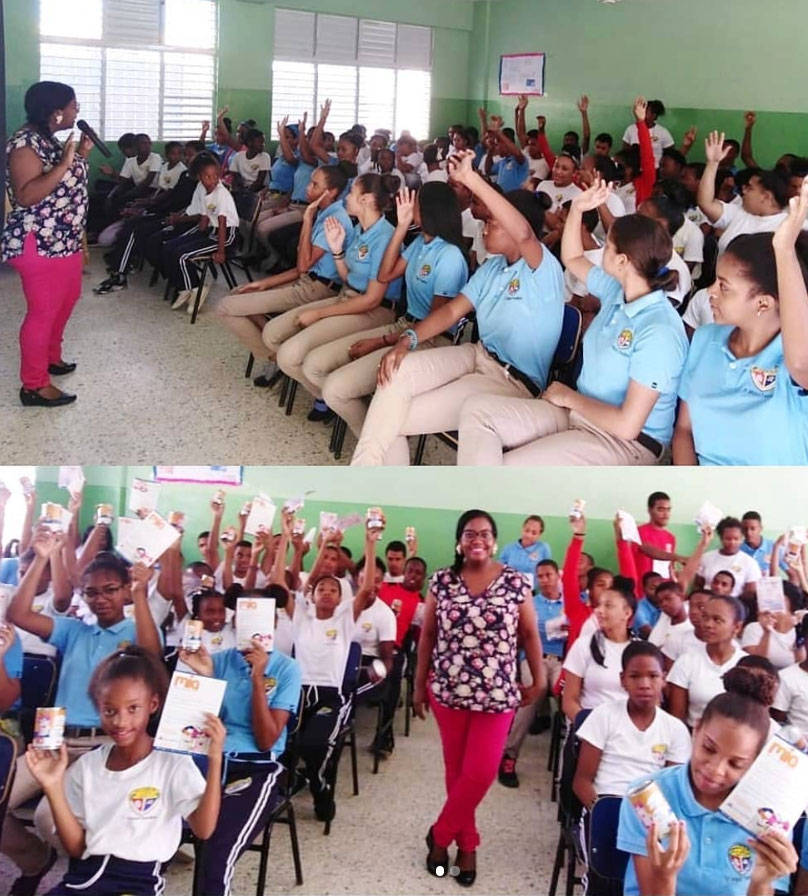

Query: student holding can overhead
left=351, top=148, right=564, bottom=466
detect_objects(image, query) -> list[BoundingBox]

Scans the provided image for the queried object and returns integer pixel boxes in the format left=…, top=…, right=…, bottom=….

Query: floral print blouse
left=1, top=125, right=89, bottom=262
left=429, top=565, right=529, bottom=713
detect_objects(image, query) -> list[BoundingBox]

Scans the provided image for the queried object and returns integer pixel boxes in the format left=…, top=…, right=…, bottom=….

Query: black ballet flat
left=48, top=361, right=77, bottom=376
left=453, top=851, right=477, bottom=887
left=19, top=387, right=76, bottom=407
left=426, top=826, right=448, bottom=878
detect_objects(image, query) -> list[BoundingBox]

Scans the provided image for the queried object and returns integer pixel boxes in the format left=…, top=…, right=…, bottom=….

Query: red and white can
left=34, top=707, right=66, bottom=750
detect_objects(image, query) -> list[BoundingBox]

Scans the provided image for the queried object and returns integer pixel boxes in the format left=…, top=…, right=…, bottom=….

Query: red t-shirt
left=379, top=583, right=420, bottom=648
left=632, top=523, right=677, bottom=582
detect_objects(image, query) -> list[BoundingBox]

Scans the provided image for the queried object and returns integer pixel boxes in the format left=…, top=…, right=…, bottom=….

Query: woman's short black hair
left=503, top=189, right=547, bottom=240
left=418, top=181, right=467, bottom=256
left=24, top=81, right=75, bottom=135
left=621, top=639, right=664, bottom=672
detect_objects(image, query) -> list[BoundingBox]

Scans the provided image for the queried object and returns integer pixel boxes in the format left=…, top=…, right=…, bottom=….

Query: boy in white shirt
left=156, top=141, right=187, bottom=192
left=119, top=133, right=162, bottom=192
left=229, top=128, right=271, bottom=193
left=395, top=134, right=423, bottom=189
left=621, top=99, right=674, bottom=168
left=536, top=152, right=582, bottom=212
left=695, top=516, right=762, bottom=598
left=648, top=581, right=694, bottom=654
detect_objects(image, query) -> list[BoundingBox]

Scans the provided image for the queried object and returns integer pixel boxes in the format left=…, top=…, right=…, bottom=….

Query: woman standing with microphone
left=2, top=81, right=92, bottom=407
left=413, top=509, right=544, bottom=887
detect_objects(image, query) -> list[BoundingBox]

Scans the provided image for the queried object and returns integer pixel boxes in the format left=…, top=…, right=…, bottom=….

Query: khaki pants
left=350, top=341, right=533, bottom=466
left=1, top=733, right=110, bottom=874
left=254, top=206, right=304, bottom=247
left=308, top=317, right=449, bottom=436
left=456, top=396, right=659, bottom=466
left=503, top=655, right=562, bottom=760
left=277, top=299, right=396, bottom=400
left=214, top=276, right=336, bottom=360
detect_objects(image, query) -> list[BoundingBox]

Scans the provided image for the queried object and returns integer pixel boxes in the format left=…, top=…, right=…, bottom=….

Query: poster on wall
left=153, top=466, right=244, bottom=486
left=499, top=52, right=545, bottom=96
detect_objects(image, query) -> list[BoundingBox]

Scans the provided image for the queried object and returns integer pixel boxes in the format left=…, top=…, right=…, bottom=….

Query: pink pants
left=430, top=692, right=515, bottom=851
left=8, top=232, right=83, bottom=389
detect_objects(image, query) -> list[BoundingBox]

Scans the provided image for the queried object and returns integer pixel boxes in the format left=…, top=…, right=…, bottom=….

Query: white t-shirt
left=536, top=180, right=583, bottom=213
left=713, top=201, right=807, bottom=255
left=686, top=206, right=709, bottom=228
left=298, top=571, right=353, bottom=606
left=564, top=246, right=605, bottom=302
left=662, top=627, right=703, bottom=663
left=615, top=182, right=637, bottom=215
left=673, top=218, right=704, bottom=264
left=682, top=287, right=713, bottom=330
left=621, top=123, right=674, bottom=167
left=64, top=745, right=205, bottom=862
left=354, top=598, right=396, bottom=658
left=229, top=151, right=271, bottom=187
left=577, top=697, right=692, bottom=796
left=213, top=561, right=267, bottom=593
left=526, top=155, right=551, bottom=185
left=649, top=613, right=694, bottom=654
left=741, top=623, right=797, bottom=669
left=418, top=165, right=449, bottom=184
left=667, top=641, right=746, bottom=727
left=292, top=599, right=356, bottom=687
left=773, top=663, right=808, bottom=733
left=382, top=573, right=404, bottom=584
left=186, top=182, right=239, bottom=230
left=175, top=620, right=237, bottom=673
left=157, top=161, right=187, bottom=191
left=461, top=208, right=490, bottom=266
left=562, top=635, right=630, bottom=710
left=663, top=248, right=692, bottom=308
left=274, top=607, right=294, bottom=656
left=698, top=549, right=762, bottom=597
left=356, top=145, right=371, bottom=168
left=120, top=152, right=162, bottom=186
left=592, top=192, right=628, bottom=243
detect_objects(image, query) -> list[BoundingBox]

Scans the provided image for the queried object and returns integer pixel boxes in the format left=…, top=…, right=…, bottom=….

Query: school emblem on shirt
left=206, top=201, right=217, bottom=214
left=117, top=641, right=132, bottom=650
left=727, top=844, right=753, bottom=875
left=325, top=628, right=338, bottom=641
left=651, top=743, right=668, bottom=766
left=418, top=263, right=432, bottom=278
left=750, top=366, right=777, bottom=392
left=263, top=676, right=277, bottom=695
left=361, top=622, right=373, bottom=633
left=129, top=786, right=160, bottom=815
left=616, top=328, right=634, bottom=349
left=506, top=277, right=520, bottom=296
left=357, top=245, right=369, bottom=260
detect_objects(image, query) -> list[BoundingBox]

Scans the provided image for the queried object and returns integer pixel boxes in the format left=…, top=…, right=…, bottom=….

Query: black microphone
left=76, top=119, right=112, bottom=158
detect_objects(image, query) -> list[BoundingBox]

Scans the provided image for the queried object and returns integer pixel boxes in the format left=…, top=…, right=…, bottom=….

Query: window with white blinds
left=39, top=0, right=216, bottom=141
left=271, top=9, right=432, bottom=139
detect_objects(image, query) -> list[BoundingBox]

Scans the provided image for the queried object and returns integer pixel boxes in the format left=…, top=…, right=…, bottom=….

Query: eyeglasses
left=83, top=585, right=123, bottom=600
left=461, top=529, right=495, bottom=543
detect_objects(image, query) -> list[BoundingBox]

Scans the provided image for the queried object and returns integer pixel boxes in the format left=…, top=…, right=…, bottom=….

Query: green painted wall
left=468, top=0, right=808, bottom=167
left=4, top=0, right=40, bottom=130
left=26, top=466, right=808, bottom=575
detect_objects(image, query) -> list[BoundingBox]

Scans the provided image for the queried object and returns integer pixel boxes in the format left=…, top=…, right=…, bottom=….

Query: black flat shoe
left=253, top=369, right=283, bottom=389
left=307, top=404, right=333, bottom=423
left=47, top=361, right=77, bottom=376
left=426, top=826, right=448, bottom=878
left=20, top=387, right=76, bottom=407
left=453, top=850, right=477, bottom=887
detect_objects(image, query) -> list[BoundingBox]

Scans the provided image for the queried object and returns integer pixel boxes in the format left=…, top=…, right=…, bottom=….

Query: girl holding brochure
left=616, top=676, right=798, bottom=896
left=25, top=647, right=225, bottom=896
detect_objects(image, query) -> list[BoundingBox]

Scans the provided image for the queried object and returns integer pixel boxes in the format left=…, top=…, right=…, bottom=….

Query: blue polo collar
left=622, top=289, right=666, bottom=318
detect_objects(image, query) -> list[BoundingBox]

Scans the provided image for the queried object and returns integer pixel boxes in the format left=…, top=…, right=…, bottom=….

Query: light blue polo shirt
left=679, top=325, right=808, bottom=465
left=0, top=557, right=19, bottom=585
left=310, top=203, right=355, bottom=283
left=632, top=597, right=662, bottom=634
left=491, top=155, right=530, bottom=192
left=401, top=235, right=468, bottom=320
left=618, top=763, right=789, bottom=896
left=48, top=616, right=140, bottom=727
left=345, top=215, right=402, bottom=299
left=499, top=539, right=552, bottom=577
left=4, top=629, right=23, bottom=711
left=291, top=161, right=316, bottom=202
left=211, top=649, right=301, bottom=756
left=740, top=538, right=787, bottom=575
left=534, top=594, right=565, bottom=657
left=463, top=249, right=564, bottom=390
left=577, top=266, right=688, bottom=445
left=269, top=154, right=297, bottom=193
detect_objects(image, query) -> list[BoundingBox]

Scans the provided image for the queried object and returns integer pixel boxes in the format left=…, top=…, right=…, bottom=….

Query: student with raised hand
left=307, top=183, right=468, bottom=437
left=617, top=677, right=798, bottom=896
left=484, top=114, right=530, bottom=193
left=514, top=96, right=550, bottom=185
left=351, top=148, right=564, bottom=465
left=621, top=98, right=673, bottom=169
left=456, top=176, right=688, bottom=465
left=228, top=127, right=270, bottom=193
left=674, top=177, right=808, bottom=465
left=695, top=517, right=762, bottom=600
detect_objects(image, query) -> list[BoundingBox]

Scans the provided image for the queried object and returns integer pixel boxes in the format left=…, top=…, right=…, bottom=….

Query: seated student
left=201, top=112, right=237, bottom=170
left=380, top=556, right=427, bottom=642
left=498, top=558, right=565, bottom=788
left=663, top=588, right=712, bottom=670
left=228, top=128, right=271, bottom=193
left=2, top=540, right=162, bottom=893
left=0, top=622, right=23, bottom=715
left=616, top=680, right=798, bottom=896
left=680, top=161, right=711, bottom=224
left=674, top=197, right=808, bottom=465
left=710, top=570, right=737, bottom=597
left=573, top=642, right=691, bottom=809
left=667, top=594, right=746, bottom=729
left=10, top=541, right=72, bottom=657
left=26, top=647, right=224, bottom=896
left=484, top=116, right=530, bottom=193
left=375, top=148, right=404, bottom=189
left=654, top=179, right=705, bottom=272
left=174, top=587, right=236, bottom=673
left=418, top=144, right=448, bottom=184
left=633, top=572, right=664, bottom=639
left=535, top=151, right=582, bottom=213
left=161, top=154, right=239, bottom=313
left=308, top=183, right=469, bottom=435
left=694, top=517, right=763, bottom=599
left=296, top=535, right=354, bottom=605
left=740, top=510, right=782, bottom=575
left=561, top=578, right=637, bottom=722
left=659, top=147, right=687, bottom=182
left=457, top=178, right=688, bottom=466
left=281, top=512, right=378, bottom=821
left=621, top=98, right=674, bottom=169
left=772, top=644, right=808, bottom=732
left=633, top=196, right=692, bottom=306
left=358, top=132, right=389, bottom=175
left=499, top=514, right=552, bottom=585
left=351, top=149, right=564, bottom=466
left=394, top=134, right=424, bottom=188
left=352, top=552, right=396, bottom=685
left=179, top=588, right=301, bottom=896
left=99, top=132, right=162, bottom=216
left=648, top=581, right=694, bottom=654
left=741, top=583, right=805, bottom=670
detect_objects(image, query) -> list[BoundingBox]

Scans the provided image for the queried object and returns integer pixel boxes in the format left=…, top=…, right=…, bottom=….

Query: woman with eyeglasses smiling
left=413, top=509, right=544, bottom=887
left=2, top=527, right=162, bottom=894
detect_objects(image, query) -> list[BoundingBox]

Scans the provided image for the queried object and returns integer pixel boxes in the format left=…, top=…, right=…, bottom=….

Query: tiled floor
left=0, top=705, right=568, bottom=896
left=0, top=252, right=454, bottom=466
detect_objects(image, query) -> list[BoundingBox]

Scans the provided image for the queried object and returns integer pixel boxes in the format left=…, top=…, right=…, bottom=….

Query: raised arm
left=515, top=95, right=529, bottom=149
left=377, top=188, right=414, bottom=283
left=6, top=529, right=58, bottom=640
left=489, top=115, right=525, bottom=165
left=216, top=107, right=240, bottom=152
left=679, top=126, right=697, bottom=156
left=562, top=516, right=592, bottom=642
left=276, top=116, right=297, bottom=164
left=206, top=498, right=223, bottom=570
left=672, top=525, right=713, bottom=594
left=536, top=117, right=556, bottom=169
left=25, top=746, right=86, bottom=857
left=20, top=484, right=36, bottom=555
left=633, top=99, right=656, bottom=207
left=562, top=176, right=611, bottom=282
left=578, top=95, right=591, bottom=156
left=352, top=525, right=380, bottom=622
left=697, top=131, right=731, bottom=224
left=130, top=562, right=162, bottom=658
left=309, top=100, right=332, bottom=165
left=741, top=111, right=759, bottom=169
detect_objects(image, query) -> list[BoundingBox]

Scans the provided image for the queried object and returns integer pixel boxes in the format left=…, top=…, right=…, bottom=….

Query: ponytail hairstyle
left=190, top=587, right=223, bottom=619
left=319, top=164, right=349, bottom=200
left=84, top=551, right=130, bottom=586
left=89, top=645, right=168, bottom=711
left=354, top=172, right=393, bottom=213
left=609, top=214, right=679, bottom=294
left=418, top=182, right=466, bottom=256
left=701, top=659, right=773, bottom=751
left=502, top=189, right=547, bottom=240
left=723, top=231, right=808, bottom=303
left=24, top=81, right=76, bottom=137
left=589, top=576, right=638, bottom=667
left=451, top=509, right=498, bottom=573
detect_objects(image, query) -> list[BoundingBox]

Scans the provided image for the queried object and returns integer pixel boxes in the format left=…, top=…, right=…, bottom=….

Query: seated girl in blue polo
left=617, top=674, right=798, bottom=896
left=0, top=622, right=23, bottom=714
left=455, top=176, right=688, bottom=466
left=673, top=177, right=808, bottom=466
